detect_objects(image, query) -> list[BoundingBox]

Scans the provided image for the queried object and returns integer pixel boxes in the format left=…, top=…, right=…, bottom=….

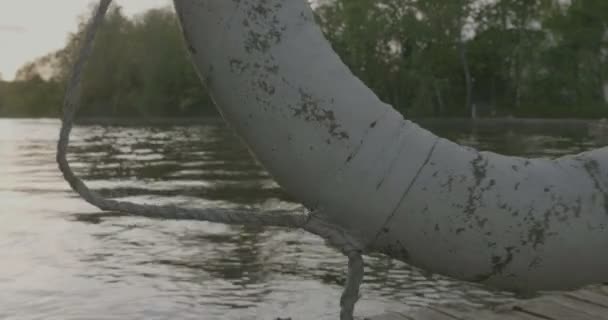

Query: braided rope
left=56, top=1, right=364, bottom=319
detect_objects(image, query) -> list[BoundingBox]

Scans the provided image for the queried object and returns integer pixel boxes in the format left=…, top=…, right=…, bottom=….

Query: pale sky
left=0, top=0, right=172, bottom=80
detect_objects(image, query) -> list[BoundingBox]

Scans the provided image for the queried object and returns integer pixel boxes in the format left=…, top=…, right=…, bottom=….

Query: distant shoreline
left=1, top=116, right=606, bottom=127
left=0, top=116, right=224, bottom=126
left=74, top=116, right=225, bottom=126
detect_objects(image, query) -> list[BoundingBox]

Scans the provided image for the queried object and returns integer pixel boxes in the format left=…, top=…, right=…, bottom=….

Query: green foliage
left=0, top=76, right=63, bottom=117
left=1, top=1, right=607, bottom=119
left=0, top=5, right=214, bottom=118
left=316, top=0, right=608, bottom=117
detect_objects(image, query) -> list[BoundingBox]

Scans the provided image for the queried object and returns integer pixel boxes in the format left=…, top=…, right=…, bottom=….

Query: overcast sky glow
left=0, top=0, right=171, bottom=80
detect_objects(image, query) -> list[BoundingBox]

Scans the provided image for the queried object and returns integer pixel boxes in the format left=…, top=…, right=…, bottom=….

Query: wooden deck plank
left=514, top=298, right=598, bottom=320
left=368, top=287, right=608, bottom=320
left=371, top=306, right=546, bottom=320
left=565, top=290, right=608, bottom=308
left=548, top=295, right=608, bottom=320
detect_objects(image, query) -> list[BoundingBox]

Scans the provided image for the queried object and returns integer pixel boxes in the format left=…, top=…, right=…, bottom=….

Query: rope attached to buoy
left=56, top=1, right=364, bottom=319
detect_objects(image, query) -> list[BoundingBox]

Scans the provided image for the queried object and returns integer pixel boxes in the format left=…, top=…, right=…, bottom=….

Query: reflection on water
left=1, top=118, right=605, bottom=319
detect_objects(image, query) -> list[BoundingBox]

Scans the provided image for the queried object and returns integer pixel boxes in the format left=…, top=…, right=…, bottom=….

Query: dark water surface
left=2, top=118, right=606, bottom=319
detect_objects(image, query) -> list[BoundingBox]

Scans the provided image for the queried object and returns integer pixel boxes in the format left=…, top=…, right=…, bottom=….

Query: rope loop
left=56, top=2, right=365, bottom=319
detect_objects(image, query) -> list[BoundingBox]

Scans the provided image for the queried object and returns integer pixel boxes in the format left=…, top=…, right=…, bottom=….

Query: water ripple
left=1, top=118, right=604, bottom=319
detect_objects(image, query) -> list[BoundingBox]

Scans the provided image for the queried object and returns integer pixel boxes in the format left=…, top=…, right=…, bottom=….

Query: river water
left=1, top=118, right=606, bottom=319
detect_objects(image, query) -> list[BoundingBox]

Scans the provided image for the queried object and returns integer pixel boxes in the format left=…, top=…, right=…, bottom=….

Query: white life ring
left=173, top=0, right=608, bottom=293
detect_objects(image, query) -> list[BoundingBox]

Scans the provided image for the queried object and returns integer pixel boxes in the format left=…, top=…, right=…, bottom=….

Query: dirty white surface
left=174, top=0, right=608, bottom=292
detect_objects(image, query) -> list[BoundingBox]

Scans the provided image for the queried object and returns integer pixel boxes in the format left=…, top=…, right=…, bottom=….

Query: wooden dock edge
left=364, top=286, right=608, bottom=320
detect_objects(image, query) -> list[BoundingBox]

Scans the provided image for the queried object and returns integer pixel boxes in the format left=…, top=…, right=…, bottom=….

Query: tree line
left=1, top=0, right=607, bottom=118
left=0, top=6, right=211, bottom=118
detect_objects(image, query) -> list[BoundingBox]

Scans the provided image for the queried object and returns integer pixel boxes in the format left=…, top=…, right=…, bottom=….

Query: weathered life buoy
left=173, top=0, right=608, bottom=293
